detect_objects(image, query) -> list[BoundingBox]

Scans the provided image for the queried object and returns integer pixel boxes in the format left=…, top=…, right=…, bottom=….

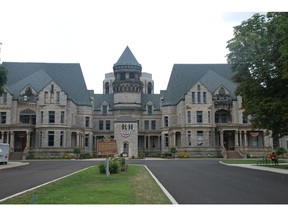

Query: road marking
left=144, top=165, right=178, bottom=204
left=0, top=166, right=93, bottom=203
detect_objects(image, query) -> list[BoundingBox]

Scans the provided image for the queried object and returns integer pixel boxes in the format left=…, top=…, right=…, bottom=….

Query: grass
left=1, top=165, right=172, bottom=204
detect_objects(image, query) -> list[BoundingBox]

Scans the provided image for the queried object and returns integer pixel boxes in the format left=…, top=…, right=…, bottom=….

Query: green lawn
left=1, top=165, right=172, bottom=204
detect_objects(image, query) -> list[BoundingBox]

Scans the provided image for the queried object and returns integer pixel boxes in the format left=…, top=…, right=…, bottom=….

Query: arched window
left=20, top=109, right=36, bottom=125
left=105, top=82, right=110, bottom=94
left=147, top=82, right=153, bottom=94
left=25, top=87, right=33, bottom=96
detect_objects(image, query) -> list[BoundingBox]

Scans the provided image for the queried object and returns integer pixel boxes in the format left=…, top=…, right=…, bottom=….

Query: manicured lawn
left=221, top=159, right=288, bottom=169
left=1, top=165, right=171, bottom=204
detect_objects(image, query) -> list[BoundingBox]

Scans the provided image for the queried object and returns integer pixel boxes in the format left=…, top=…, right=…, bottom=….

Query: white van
left=0, top=143, right=9, bottom=165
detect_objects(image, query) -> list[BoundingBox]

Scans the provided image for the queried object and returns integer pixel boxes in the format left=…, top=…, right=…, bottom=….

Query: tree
left=0, top=65, right=8, bottom=94
left=226, top=12, right=288, bottom=137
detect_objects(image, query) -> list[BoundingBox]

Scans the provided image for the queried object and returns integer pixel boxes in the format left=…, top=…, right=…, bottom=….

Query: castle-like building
left=0, top=46, right=278, bottom=159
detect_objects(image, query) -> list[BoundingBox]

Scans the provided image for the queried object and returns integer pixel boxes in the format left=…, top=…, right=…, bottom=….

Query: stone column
left=235, top=130, right=239, bottom=147
left=239, top=131, right=242, bottom=147
left=244, top=131, right=247, bottom=147
left=220, top=131, right=224, bottom=147
left=26, top=131, right=31, bottom=148
left=10, top=131, right=15, bottom=151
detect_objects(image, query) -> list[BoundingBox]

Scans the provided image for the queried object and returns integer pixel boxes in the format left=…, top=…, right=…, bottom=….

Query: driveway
left=0, top=160, right=101, bottom=200
left=129, top=159, right=288, bottom=204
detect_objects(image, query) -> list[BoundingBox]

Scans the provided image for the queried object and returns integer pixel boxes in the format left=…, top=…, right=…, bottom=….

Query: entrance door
left=123, top=143, right=129, bottom=157
left=224, top=131, right=235, bottom=150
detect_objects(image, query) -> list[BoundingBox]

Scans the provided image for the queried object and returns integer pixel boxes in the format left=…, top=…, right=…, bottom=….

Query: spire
left=113, top=46, right=141, bottom=67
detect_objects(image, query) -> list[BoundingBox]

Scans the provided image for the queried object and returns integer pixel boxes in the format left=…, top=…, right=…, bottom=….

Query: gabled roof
left=2, top=62, right=91, bottom=106
left=162, top=64, right=235, bottom=106
left=141, top=94, right=161, bottom=111
left=113, top=46, right=141, bottom=67
left=93, top=94, right=114, bottom=111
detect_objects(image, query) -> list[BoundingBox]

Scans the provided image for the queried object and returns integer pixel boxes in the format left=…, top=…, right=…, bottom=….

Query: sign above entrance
left=121, top=131, right=131, bottom=138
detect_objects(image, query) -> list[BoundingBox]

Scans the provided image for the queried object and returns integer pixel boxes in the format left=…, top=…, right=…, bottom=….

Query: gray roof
left=141, top=94, right=161, bottom=111
left=113, top=46, right=141, bottom=67
left=93, top=94, right=114, bottom=111
left=162, top=64, right=236, bottom=106
left=2, top=62, right=91, bottom=106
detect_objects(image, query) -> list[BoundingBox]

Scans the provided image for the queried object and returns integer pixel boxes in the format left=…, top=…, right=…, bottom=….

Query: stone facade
left=0, top=47, right=279, bottom=159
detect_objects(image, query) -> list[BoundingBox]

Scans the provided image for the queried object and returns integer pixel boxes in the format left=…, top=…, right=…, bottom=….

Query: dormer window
left=147, top=105, right=153, bottom=115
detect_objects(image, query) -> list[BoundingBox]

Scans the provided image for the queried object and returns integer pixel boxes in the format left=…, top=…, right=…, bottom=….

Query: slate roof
left=113, top=46, right=141, bottom=67
left=2, top=62, right=91, bottom=106
left=93, top=94, right=114, bottom=111
left=141, top=94, right=161, bottom=111
left=162, top=64, right=236, bottom=106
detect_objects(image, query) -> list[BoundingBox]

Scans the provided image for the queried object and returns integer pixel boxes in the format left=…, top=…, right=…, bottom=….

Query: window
left=147, top=105, right=153, bottom=115
left=44, top=92, right=48, bottom=103
left=49, top=111, right=55, bottom=123
left=196, top=111, right=203, bottom=123
left=120, top=73, right=125, bottom=80
left=151, top=120, right=156, bottom=130
left=148, top=82, right=152, bottom=94
left=41, top=111, right=44, bottom=124
left=164, top=116, right=169, bottom=127
left=243, top=115, right=248, bottom=124
left=187, top=111, right=192, bottom=123
left=129, top=72, right=135, bottom=79
left=48, top=131, right=54, bottom=146
left=203, top=92, right=207, bottom=103
left=0, top=112, right=6, bottom=124
left=99, top=120, right=104, bottom=130
left=56, top=92, right=60, bottom=103
left=85, top=134, right=89, bottom=147
left=192, top=92, right=195, bottom=104
left=165, top=133, right=169, bottom=147
left=106, top=120, right=111, bottom=130
left=85, top=117, right=90, bottom=127
left=2, top=92, right=7, bottom=104
left=187, top=131, right=192, bottom=146
left=197, top=92, right=201, bottom=103
left=144, top=120, right=149, bottom=130
left=105, top=82, right=109, bottom=94
left=197, top=131, right=203, bottom=146
left=61, top=111, right=65, bottom=124
left=208, top=111, right=211, bottom=124
left=60, top=131, right=64, bottom=147
left=102, top=105, right=108, bottom=115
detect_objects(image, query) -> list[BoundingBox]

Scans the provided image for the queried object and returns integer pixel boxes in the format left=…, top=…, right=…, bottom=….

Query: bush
left=109, top=160, right=119, bottom=174
left=98, top=163, right=106, bottom=174
left=63, top=153, right=73, bottom=159
left=276, top=147, right=287, bottom=156
left=178, top=151, right=190, bottom=158
left=80, top=153, right=93, bottom=159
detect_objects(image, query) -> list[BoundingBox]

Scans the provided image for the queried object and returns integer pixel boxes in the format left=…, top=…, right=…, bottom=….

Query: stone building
left=0, top=46, right=276, bottom=159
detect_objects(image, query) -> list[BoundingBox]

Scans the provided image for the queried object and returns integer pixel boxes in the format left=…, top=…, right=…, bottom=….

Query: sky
left=0, top=0, right=285, bottom=94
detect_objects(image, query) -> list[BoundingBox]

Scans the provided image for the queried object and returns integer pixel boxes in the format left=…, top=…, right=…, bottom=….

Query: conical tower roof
left=113, top=46, right=141, bottom=67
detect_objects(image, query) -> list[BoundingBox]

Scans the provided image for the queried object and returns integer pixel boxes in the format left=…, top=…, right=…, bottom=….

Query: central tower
left=113, top=46, right=143, bottom=109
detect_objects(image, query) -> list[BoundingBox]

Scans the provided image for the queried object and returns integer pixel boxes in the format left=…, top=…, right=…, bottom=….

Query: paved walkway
left=0, top=161, right=29, bottom=170
left=219, top=161, right=288, bottom=175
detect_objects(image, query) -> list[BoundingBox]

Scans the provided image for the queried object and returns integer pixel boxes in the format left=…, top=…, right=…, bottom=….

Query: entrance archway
left=123, top=142, right=129, bottom=157
left=224, top=131, right=235, bottom=150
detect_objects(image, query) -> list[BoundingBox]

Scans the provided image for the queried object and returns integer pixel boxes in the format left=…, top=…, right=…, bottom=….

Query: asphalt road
left=0, top=160, right=100, bottom=200
left=1, top=159, right=288, bottom=204
left=129, top=159, right=288, bottom=204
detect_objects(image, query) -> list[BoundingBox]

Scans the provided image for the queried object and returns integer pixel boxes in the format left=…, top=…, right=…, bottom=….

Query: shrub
left=98, top=163, right=106, bottom=174
left=178, top=151, right=190, bottom=158
left=109, top=160, right=119, bottom=174
left=276, top=147, right=287, bottom=156
left=63, top=153, right=73, bottom=159
left=80, top=153, right=93, bottom=159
